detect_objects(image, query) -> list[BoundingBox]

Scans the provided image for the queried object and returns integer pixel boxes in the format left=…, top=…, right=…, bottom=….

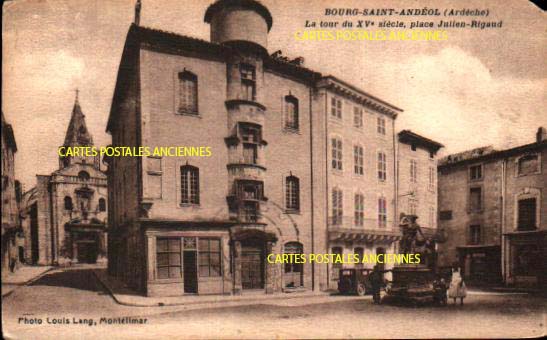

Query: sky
left=3, top=0, right=546, bottom=190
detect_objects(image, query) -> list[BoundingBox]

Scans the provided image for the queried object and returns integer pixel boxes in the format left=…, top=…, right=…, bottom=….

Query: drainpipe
left=500, top=158, right=507, bottom=283
left=309, top=85, right=315, bottom=291
left=392, top=117, right=398, bottom=232
left=324, top=90, right=329, bottom=285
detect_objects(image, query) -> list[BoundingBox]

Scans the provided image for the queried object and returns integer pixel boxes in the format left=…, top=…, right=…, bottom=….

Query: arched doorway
left=241, top=237, right=265, bottom=290
left=232, top=229, right=277, bottom=292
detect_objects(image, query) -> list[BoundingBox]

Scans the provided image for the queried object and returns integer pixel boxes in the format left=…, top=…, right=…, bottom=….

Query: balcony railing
left=328, top=216, right=394, bottom=229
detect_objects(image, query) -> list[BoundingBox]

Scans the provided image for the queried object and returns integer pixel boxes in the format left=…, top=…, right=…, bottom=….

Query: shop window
left=331, top=247, right=343, bottom=280
left=198, top=238, right=221, bottom=277
left=156, top=238, right=182, bottom=279
left=354, top=247, right=364, bottom=267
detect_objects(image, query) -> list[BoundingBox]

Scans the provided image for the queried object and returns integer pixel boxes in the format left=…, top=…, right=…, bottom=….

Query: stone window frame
left=378, top=195, right=387, bottom=228
left=283, top=94, right=299, bottom=132
left=331, top=136, right=343, bottom=172
left=331, top=187, right=343, bottom=226
left=179, top=164, right=200, bottom=206
left=354, top=191, right=365, bottom=227
left=353, top=105, right=364, bottom=128
left=175, top=69, right=199, bottom=116
left=515, top=153, right=541, bottom=177
left=377, top=151, right=387, bottom=182
left=513, top=188, right=541, bottom=231
left=353, top=144, right=364, bottom=176
left=285, top=175, right=300, bottom=212
left=467, top=185, right=484, bottom=213
left=468, top=163, right=483, bottom=182
left=330, top=96, right=343, bottom=120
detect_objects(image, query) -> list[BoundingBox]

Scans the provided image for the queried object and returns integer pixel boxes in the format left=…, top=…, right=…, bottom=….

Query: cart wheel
left=357, top=284, right=366, bottom=296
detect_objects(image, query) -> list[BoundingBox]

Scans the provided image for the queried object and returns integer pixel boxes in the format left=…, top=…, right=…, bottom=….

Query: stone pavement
left=93, top=268, right=347, bottom=308
left=1, top=265, right=53, bottom=297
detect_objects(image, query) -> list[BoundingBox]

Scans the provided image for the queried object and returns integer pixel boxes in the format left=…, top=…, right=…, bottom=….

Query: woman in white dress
left=448, top=267, right=467, bottom=305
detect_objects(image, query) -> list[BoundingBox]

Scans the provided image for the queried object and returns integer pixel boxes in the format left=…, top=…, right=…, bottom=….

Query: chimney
left=536, top=127, right=546, bottom=143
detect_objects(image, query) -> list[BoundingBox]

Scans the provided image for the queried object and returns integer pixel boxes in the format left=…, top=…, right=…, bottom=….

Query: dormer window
left=240, top=64, right=256, bottom=101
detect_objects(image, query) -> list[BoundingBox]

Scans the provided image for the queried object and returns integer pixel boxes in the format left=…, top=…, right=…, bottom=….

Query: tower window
left=178, top=71, right=198, bottom=114
left=240, top=64, right=256, bottom=101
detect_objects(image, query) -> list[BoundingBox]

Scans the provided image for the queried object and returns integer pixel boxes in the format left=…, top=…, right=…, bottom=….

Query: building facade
left=316, top=77, right=403, bottom=289
left=397, top=130, right=443, bottom=235
left=438, top=128, right=546, bottom=288
left=1, top=112, right=23, bottom=275
left=106, top=0, right=444, bottom=297
left=20, top=95, right=108, bottom=265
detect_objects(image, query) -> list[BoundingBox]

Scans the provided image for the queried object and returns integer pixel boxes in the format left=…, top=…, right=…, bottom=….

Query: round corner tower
left=204, top=0, right=272, bottom=52
left=205, top=1, right=272, bottom=228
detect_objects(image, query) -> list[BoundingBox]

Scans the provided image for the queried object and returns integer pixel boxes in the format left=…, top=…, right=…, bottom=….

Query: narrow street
left=2, top=267, right=545, bottom=339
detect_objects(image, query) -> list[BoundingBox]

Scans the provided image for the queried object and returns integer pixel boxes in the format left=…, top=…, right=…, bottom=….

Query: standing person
left=448, top=266, right=467, bottom=305
left=369, top=265, right=383, bottom=304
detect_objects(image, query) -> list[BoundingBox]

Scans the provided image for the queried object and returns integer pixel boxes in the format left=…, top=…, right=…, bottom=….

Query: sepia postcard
left=2, top=0, right=546, bottom=339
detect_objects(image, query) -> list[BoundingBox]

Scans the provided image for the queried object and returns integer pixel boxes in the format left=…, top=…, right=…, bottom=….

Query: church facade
left=20, top=95, right=108, bottom=265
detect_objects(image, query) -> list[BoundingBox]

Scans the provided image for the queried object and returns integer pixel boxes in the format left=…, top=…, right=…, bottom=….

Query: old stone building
left=438, top=128, right=546, bottom=288
left=2, top=112, right=23, bottom=275
left=397, top=130, right=443, bottom=230
left=20, top=94, right=108, bottom=265
left=316, top=76, right=404, bottom=289
left=106, top=0, right=440, bottom=297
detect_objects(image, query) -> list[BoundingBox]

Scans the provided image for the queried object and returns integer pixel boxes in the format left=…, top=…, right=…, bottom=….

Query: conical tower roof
left=63, top=90, right=93, bottom=147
